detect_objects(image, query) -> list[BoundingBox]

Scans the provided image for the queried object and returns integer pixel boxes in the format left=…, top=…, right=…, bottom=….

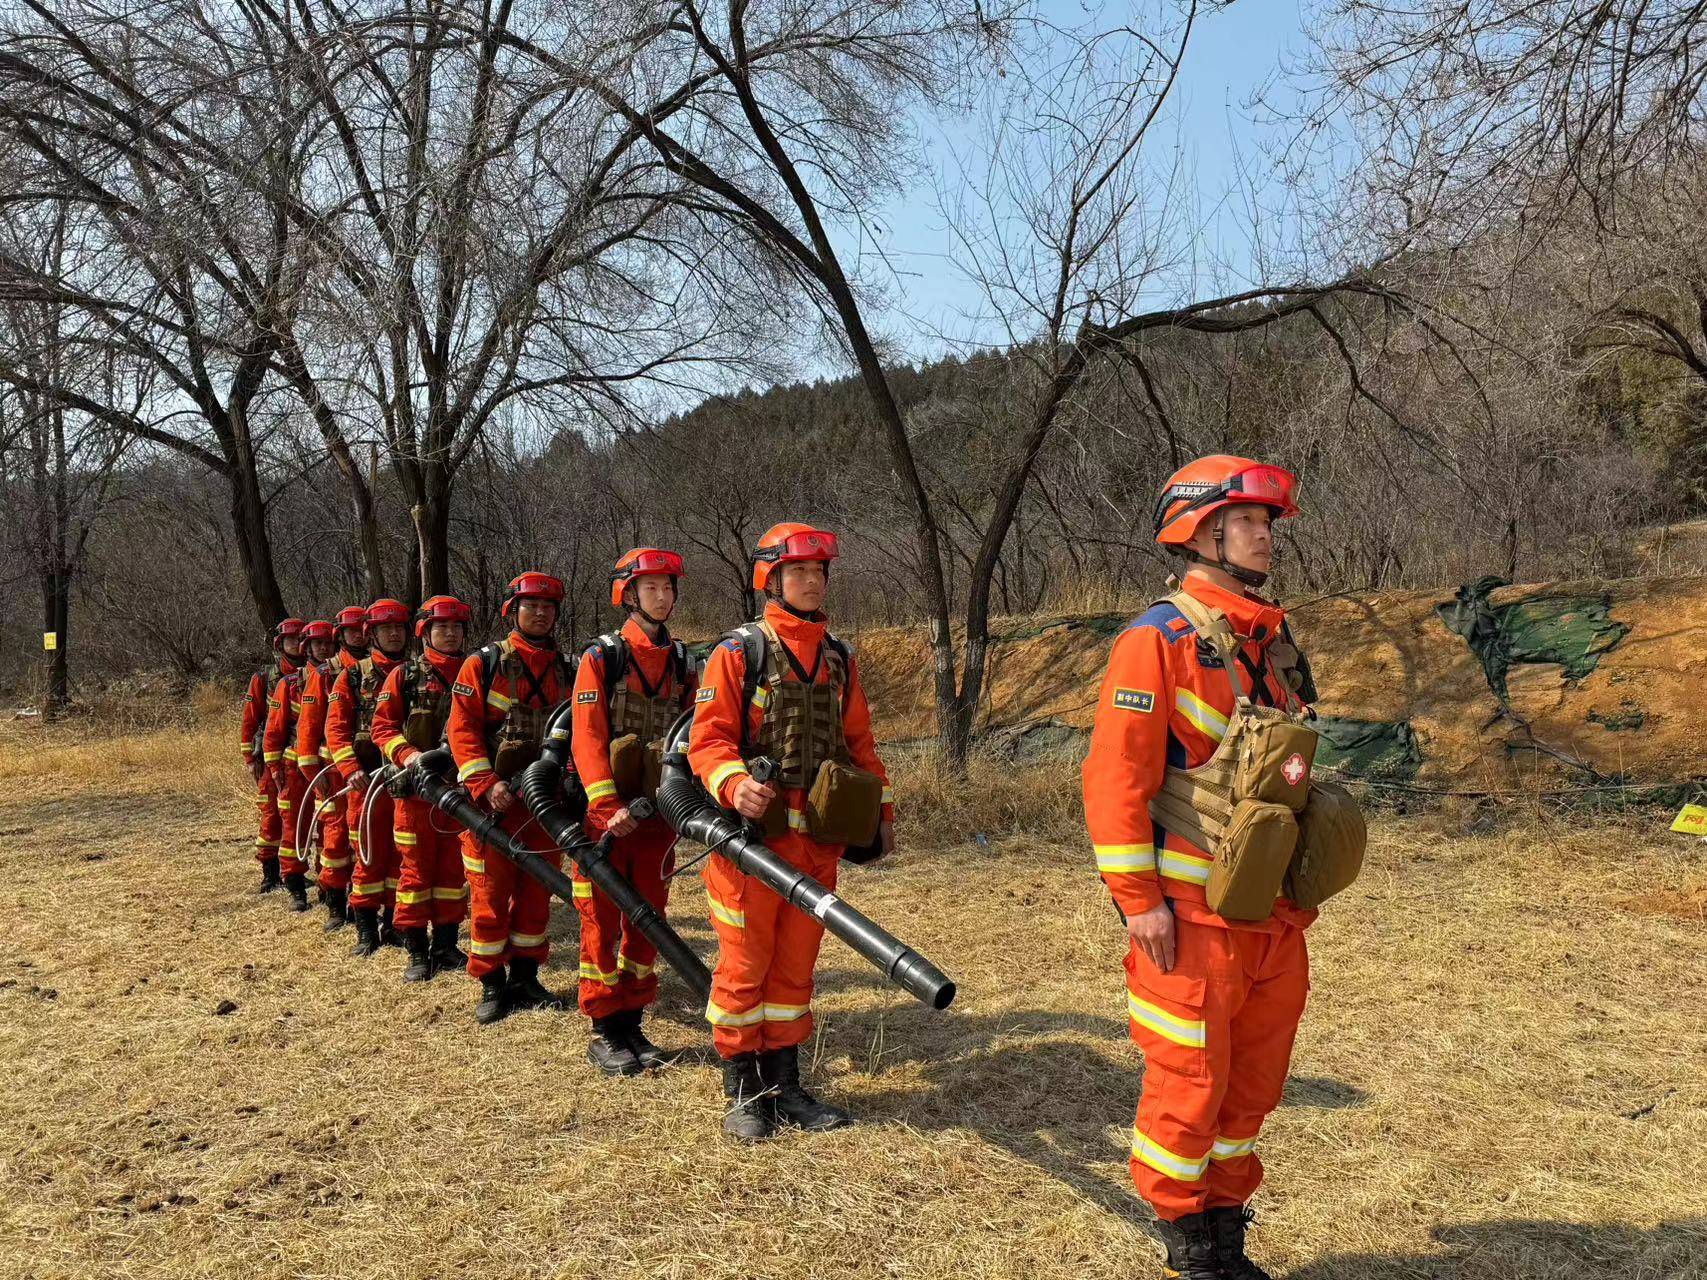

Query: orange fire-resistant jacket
left=325, top=652, right=402, bottom=781
left=371, top=646, right=463, bottom=770
left=571, top=617, right=698, bottom=829
left=1081, top=574, right=1317, bottom=932
left=688, top=601, right=893, bottom=827
left=445, top=631, right=574, bottom=803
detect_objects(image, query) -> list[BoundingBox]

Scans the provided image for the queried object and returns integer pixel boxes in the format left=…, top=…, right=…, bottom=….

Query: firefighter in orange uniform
left=296, top=611, right=364, bottom=931
left=263, top=620, right=329, bottom=913
left=688, top=523, right=894, bottom=1140
left=572, top=548, right=697, bottom=1074
left=327, top=599, right=411, bottom=957
left=1082, top=456, right=1317, bottom=1280
left=243, top=619, right=303, bottom=894
left=445, top=572, right=576, bottom=1024
left=371, top=594, right=473, bottom=982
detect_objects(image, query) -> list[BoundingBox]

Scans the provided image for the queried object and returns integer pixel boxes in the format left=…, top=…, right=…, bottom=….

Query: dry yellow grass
left=0, top=711, right=1704, bottom=1279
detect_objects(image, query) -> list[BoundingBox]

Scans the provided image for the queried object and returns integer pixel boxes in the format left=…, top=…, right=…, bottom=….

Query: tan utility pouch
left=1235, top=716, right=1318, bottom=811
left=805, top=759, right=883, bottom=847
left=609, top=733, right=645, bottom=801
left=354, top=735, right=382, bottom=774
left=643, top=740, right=665, bottom=800
left=403, top=706, right=446, bottom=752
left=1286, top=781, right=1367, bottom=909
left=1206, top=799, right=1299, bottom=921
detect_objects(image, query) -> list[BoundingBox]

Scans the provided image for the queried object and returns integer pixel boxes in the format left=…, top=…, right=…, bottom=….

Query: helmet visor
left=628, top=549, right=684, bottom=578
left=757, top=529, right=839, bottom=565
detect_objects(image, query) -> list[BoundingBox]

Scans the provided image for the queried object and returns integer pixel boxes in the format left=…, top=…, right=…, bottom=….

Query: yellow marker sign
left=1670, top=803, right=1707, bottom=836
left=43, top=632, right=57, bottom=651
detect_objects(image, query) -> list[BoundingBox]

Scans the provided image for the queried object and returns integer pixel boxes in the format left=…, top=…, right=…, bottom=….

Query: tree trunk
left=42, top=572, right=69, bottom=715
left=230, top=466, right=287, bottom=628
left=413, top=464, right=454, bottom=599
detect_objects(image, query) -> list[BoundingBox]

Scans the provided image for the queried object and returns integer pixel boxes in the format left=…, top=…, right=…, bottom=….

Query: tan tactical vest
left=747, top=620, right=850, bottom=788
left=349, top=657, right=388, bottom=771
left=481, top=638, right=572, bottom=777
left=1145, top=589, right=1315, bottom=854
left=400, top=657, right=455, bottom=752
left=601, top=634, right=685, bottom=746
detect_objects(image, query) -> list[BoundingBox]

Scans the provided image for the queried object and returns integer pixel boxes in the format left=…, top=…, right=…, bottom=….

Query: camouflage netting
left=1312, top=717, right=1422, bottom=782
left=1437, top=576, right=1630, bottom=702
left=779, top=575, right=1707, bottom=788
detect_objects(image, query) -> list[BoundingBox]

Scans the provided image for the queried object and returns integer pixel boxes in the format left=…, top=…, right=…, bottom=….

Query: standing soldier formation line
left=235, top=460, right=1363, bottom=1280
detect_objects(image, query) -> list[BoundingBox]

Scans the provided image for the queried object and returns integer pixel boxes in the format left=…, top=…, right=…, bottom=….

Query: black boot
left=322, top=888, right=349, bottom=932
left=1207, top=1206, right=1273, bottom=1280
left=258, top=858, right=282, bottom=894
left=349, top=909, right=381, bottom=958
left=505, top=956, right=566, bottom=1010
left=475, top=968, right=509, bottom=1025
left=378, top=903, right=401, bottom=947
left=587, top=1017, right=644, bottom=1077
left=615, top=1008, right=676, bottom=1070
left=284, top=871, right=310, bottom=913
left=1153, top=1213, right=1222, bottom=1280
left=430, top=922, right=466, bottom=974
left=721, top=1053, right=777, bottom=1142
left=401, top=928, right=432, bottom=983
left=760, top=1045, right=852, bottom=1132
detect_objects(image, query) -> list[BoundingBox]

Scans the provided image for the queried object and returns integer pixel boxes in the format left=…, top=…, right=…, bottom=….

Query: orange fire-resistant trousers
left=703, top=830, right=840, bottom=1058
left=253, top=768, right=281, bottom=866
left=463, top=801, right=561, bottom=978
left=1125, top=917, right=1310, bottom=1221
left=348, top=785, right=398, bottom=912
left=276, top=768, right=308, bottom=877
left=301, top=766, right=352, bottom=892
left=573, top=819, right=675, bottom=1019
left=392, top=795, right=468, bottom=931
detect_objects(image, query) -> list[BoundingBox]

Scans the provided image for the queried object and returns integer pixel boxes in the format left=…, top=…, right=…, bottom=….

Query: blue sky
left=848, top=0, right=1313, bottom=360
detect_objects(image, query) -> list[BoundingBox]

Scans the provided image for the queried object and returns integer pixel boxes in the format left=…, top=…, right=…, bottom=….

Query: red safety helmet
left=415, top=594, right=473, bottom=640
left=365, top=598, right=411, bottom=626
left=1153, top=455, right=1298, bottom=546
left=301, top=619, right=336, bottom=643
left=610, top=547, right=684, bottom=608
left=500, top=570, right=564, bottom=619
left=335, top=605, right=368, bottom=634
left=751, top=523, right=839, bottom=592
left=271, top=618, right=305, bottom=651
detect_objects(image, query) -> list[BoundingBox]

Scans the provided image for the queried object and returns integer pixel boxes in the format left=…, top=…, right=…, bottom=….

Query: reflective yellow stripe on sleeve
left=458, top=757, right=492, bottom=783
left=708, top=760, right=748, bottom=797
left=585, top=779, right=618, bottom=802
left=331, top=746, right=356, bottom=764
left=1095, top=842, right=1157, bottom=874
left=1174, top=688, right=1229, bottom=742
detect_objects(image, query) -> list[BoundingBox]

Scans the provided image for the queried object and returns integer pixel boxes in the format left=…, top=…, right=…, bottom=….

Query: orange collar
left=622, top=616, right=672, bottom=653
left=422, top=647, right=462, bottom=682
left=1180, top=574, right=1287, bottom=646
left=762, top=599, right=828, bottom=647
left=507, top=630, right=557, bottom=660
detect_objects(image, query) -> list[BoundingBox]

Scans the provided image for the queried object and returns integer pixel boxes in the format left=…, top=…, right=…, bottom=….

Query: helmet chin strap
left=1183, top=521, right=1271, bottom=589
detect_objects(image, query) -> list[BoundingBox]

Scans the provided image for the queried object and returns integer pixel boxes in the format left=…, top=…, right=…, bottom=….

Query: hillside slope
left=852, top=575, right=1707, bottom=787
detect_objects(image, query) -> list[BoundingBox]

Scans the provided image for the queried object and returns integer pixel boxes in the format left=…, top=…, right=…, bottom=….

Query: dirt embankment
left=851, top=575, right=1707, bottom=788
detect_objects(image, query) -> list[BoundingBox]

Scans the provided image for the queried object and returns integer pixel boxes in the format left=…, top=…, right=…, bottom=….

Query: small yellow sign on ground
left=43, top=632, right=57, bottom=651
left=1670, top=803, right=1707, bottom=835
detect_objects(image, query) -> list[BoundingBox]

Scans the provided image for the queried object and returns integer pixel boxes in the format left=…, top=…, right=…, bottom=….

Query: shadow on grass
left=1288, top=1217, right=1707, bottom=1279
left=817, top=989, right=1369, bottom=1228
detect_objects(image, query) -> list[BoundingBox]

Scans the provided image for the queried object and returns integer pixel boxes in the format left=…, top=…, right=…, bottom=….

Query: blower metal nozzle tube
left=407, top=721, right=714, bottom=1003
left=655, top=713, right=956, bottom=1010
